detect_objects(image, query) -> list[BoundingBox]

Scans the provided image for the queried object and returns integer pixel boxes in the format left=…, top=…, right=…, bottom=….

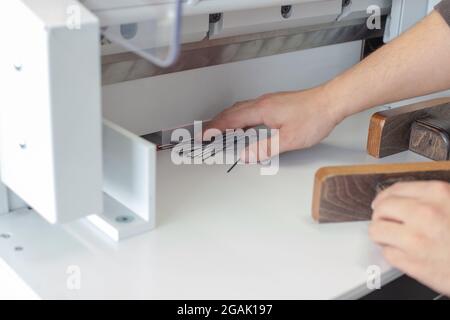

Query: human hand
left=370, top=180, right=450, bottom=296
left=204, top=86, right=344, bottom=162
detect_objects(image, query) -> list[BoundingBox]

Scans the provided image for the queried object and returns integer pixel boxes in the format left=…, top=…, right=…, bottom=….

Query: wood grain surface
left=366, top=98, right=450, bottom=158
left=409, top=117, right=450, bottom=161
left=312, top=161, right=450, bottom=223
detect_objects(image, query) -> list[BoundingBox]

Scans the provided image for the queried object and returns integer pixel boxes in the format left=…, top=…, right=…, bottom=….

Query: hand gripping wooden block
left=312, top=161, right=450, bottom=223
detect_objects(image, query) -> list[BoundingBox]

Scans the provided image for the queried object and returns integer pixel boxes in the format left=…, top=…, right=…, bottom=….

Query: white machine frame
left=0, top=0, right=444, bottom=299
left=0, top=0, right=438, bottom=239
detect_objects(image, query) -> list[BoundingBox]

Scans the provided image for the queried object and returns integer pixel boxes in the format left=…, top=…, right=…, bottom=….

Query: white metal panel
left=84, top=0, right=334, bottom=13
left=209, top=0, right=341, bottom=39
left=0, top=0, right=103, bottom=223
left=86, top=0, right=341, bottom=26
left=103, top=41, right=365, bottom=135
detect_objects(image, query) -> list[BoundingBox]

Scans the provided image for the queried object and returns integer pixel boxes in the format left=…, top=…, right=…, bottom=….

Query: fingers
left=204, top=98, right=283, bottom=163
left=373, top=181, right=450, bottom=208
left=369, top=219, right=428, bottom=261
left=239, top=129, right=298, bottom=163
left=372, top=195, right=422, bottom=224
left=204, top=100, right=263, bottom=139
left=369, top=181, right=450, bottom=293
left=240, top=132, right=280, bottom=163
left=372, top=181, right=450, bottom=227
left=380, top=246, right=421, bottom=278
left=372, top=194, right=443, bottom=230
left=374, top=233, right=434, bottom=290
left=369, top=219, right=409, bottom=248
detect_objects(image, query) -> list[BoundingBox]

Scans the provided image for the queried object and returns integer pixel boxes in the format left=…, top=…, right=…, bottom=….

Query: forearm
left=323, top=10, right=450, bottom=122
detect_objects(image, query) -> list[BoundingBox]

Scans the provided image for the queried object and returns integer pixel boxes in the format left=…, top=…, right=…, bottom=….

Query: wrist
left=315, top=81, right=348, bottom=125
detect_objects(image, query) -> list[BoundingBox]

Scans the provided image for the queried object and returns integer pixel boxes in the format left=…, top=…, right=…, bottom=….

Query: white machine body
left=0, top=0, right=439, bottom=240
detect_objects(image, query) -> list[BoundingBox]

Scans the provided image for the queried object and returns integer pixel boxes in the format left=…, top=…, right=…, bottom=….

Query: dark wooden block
left=367, top=98, right=450, bottom=158
left=409, top=117, right=450, bottom=161
left=312, top=161, right=450, bottom=223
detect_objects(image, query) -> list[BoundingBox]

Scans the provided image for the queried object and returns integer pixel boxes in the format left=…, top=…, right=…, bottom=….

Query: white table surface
left=0, top=107, right=430, bottom=299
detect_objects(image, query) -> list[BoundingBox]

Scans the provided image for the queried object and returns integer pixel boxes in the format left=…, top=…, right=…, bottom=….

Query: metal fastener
left=281, top=5, right=292, bottom=19
left=115, top=215, right=134, bottom=224
left=209, top=13, right=222, bottom=24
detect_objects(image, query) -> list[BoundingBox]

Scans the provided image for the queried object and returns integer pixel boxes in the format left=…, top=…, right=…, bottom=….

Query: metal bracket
left=86, top=121, right=156, bottom=242
left=1, top=120, right=156, bottom=241
left=87, top=194, right=154, bottom=242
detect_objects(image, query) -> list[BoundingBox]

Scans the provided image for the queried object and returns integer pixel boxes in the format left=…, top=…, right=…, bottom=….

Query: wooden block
left=409, top=117, right=450, bottom=161
left=312, top=161, right=450, bottom=223
left=367, top=98, right=450, bottom=158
